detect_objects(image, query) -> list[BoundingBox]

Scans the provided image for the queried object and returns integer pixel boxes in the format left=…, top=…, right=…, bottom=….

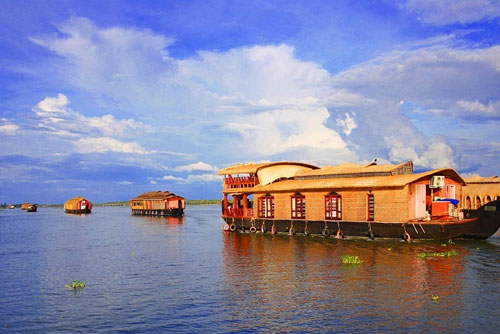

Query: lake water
left=1, top=206, right=500, bottom=333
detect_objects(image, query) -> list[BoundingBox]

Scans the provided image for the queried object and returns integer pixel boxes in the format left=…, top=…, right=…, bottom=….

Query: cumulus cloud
left=405, top=0, right=500, bottom=25
left=29, top=17, right=500, bottom=173
left=162, top=173, right=221, bottom=184
left=173, top=161, right=218, bottom=172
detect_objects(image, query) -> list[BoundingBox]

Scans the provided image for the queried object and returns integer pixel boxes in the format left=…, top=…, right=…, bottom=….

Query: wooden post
left=223, top=194, right=228, bottom=216
left=243, top=193, right=248, bottom=217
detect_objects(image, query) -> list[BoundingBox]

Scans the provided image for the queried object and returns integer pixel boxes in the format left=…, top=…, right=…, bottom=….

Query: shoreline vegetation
left=0, top=199, right=221, bottom=209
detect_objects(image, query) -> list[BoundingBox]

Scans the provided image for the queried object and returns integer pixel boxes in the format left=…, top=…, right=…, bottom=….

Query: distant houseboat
left=219, top=161, right=500, bottom=241
left=64, top=197, right=92, bottom=214
left=130, top=191, right=185, bottom=216
left=27, top=204, right=37, bottom=212
left=21, top=203, right=31, bottom=210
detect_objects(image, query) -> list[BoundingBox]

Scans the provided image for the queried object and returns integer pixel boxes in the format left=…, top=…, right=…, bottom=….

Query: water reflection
left=221, top=233, right=474, bottom=332
left=131, top=215, right=185, bottom=225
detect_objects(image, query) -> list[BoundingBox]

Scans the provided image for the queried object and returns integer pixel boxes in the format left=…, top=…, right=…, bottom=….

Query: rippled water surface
left=1, top=206, right=500, bottom=333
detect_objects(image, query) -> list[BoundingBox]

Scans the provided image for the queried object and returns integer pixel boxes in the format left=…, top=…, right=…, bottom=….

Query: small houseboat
left=21, top=203, right=31, bottom=210
left=130, top=191, right=185, bottom=216
left=64, top=197, right=92, bottom=214
left=219, top=161, right=500, bottom=241
left=26, top=204, right=37, bottom=212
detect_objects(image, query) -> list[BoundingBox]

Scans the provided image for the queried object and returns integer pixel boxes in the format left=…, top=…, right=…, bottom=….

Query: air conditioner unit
left=430, top=175, right=445, bottom=188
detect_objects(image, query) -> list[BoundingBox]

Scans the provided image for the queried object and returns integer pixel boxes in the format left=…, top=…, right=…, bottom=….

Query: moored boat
left=64, top=197, right=92, bottom=214
left=26, top=204, right=37, bottom=212
left=130, top=191, right=185, bottom=216
left=219, top=161, right=500, bottom=241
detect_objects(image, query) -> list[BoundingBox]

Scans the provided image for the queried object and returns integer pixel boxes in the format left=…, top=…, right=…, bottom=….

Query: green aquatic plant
left=387, top=247, right=392, bottom=251
left=431, top=295, right=440, bottom=301
left=65, top=280, right=85, bottom=290
left=341, top=255, right=363, bottom=265
left=418, top=250, right=458, bottom=259
left=447, top=239, right=455, bottom=245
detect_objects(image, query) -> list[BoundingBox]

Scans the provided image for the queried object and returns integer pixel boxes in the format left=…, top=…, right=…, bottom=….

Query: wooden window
left=258, top=196, right=274, bottom=218
left=325, top=195, right=342, bottom=220
left=367, top=194, right=374, bottom=221
left=291, top=194, right=306, bottom=219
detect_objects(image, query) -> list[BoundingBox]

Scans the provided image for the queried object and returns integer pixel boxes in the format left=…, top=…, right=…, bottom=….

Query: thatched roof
left=294, top=161, right=413, bottom=179
left=250, top=168, right=464, bottom=193
left=464, top=176, right=499, bottom=184
left=131, top=191, right=184, bottom=201
left=64, top=197, right=89, bottom=206
left=218, top=162, right=318, bottom=175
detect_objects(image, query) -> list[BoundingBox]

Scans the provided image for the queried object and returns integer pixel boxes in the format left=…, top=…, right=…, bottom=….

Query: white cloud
left=75, top=137, right=148, bottom=154
left=405, top=0, right=500, bottom=25
left=225, top=107, right=349, bottom=156
left=34, top=93, right=152, bottom=138
left=31, top=17, right=175, bottom=98
left=162, top=173, right=221, bottom=184
left=336, top=113, right=358, bottom=135
left=150, top=180, right=157, bottom=185
left=173, top=161, right=218, bottom=172
left=114, top=181, right=133, bottom=185
left=456, top=100, right=500, bottom=119
left=29, top=17, right=500, bottom=174
left=0, top=119, right=19, bottom=134
left=386, top=136, right=455, bottom=169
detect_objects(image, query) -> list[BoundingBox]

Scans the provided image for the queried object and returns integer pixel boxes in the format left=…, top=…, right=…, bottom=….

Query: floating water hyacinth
left=448, top=239, right=455, bottom=245
left=341, top=255, right=363, bottom=265
left=418, top=250, right=458, bottom=259
left=431, top=295, right=440, bottom=301
left=66, top=280, right=85, bottom=290
left=387, top=247, right=392, bottom=251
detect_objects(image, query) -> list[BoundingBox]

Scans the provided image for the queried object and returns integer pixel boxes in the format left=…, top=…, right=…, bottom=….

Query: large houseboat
left=64, top=197, right=92, bottom=214
left=219, top=161, right=500, bottom=241
left=130, top=191, right=185, bottom=216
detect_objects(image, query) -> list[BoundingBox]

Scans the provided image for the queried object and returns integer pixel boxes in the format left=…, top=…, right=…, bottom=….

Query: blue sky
left=1, top=0, right=500, bottom=203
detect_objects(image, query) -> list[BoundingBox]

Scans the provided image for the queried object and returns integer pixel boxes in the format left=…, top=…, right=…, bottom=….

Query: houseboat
left=461, top=176, right=500, bottom=210
left=21, top=203, right=31, bottom=210
left=219, top=161, right=500, bottom=241
left=130, top=191, right=185, bottom=216
left=64, top=197, right=92, bottom=214
left=26, top=204, right=37, bottom=212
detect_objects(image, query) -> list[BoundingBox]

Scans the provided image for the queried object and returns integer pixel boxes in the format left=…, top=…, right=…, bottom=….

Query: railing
left=224, top=175, right=258, bottom=189
left=224, top=208, right=254, bottom=218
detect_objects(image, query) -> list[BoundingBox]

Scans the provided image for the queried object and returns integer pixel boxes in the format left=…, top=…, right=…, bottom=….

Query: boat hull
left=223, top=200, right=500, bottom=240
left=65, top=208, right=91, bottom=214
left=131, top=209, right=184, bottom=217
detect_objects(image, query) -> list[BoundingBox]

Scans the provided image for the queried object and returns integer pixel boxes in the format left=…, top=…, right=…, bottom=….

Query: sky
left=1, top=0, right=500, bottom=203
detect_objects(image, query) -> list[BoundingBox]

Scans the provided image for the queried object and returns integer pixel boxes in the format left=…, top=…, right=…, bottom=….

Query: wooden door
left=415, top=184, right=427, bottom=219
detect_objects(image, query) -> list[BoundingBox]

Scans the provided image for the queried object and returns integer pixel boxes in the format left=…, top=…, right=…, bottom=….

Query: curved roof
left=253, top=168, right=464, bottom=192
left=131, top=191, right=184, bottom=201
left=64, top=197, right=90, bottom=208
left=294, top=161, right=413, bottom=178
left=218, top=162, right=319, bottom=175
left=465, top=176, right=499, bottom=184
